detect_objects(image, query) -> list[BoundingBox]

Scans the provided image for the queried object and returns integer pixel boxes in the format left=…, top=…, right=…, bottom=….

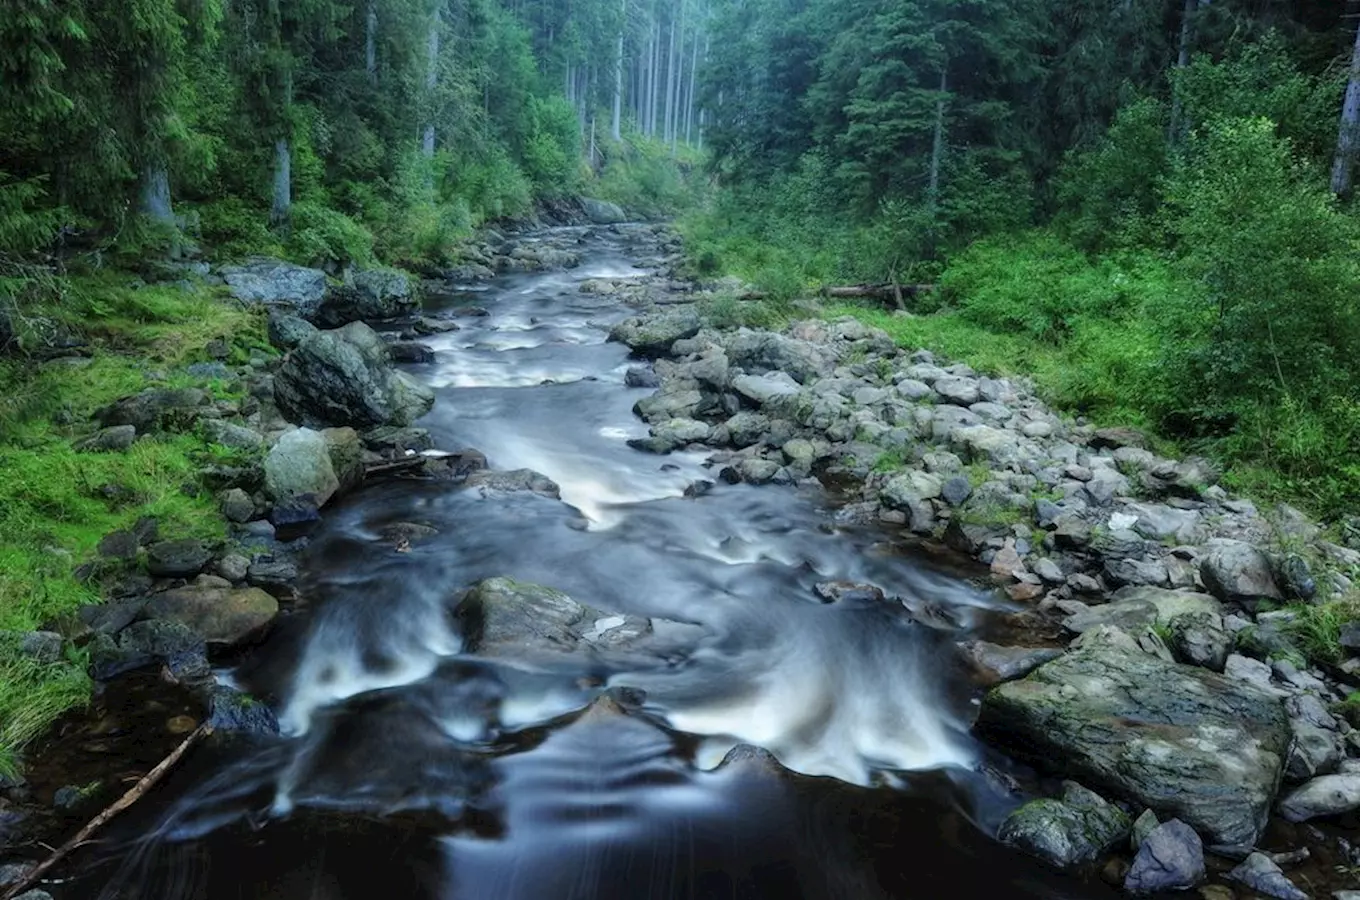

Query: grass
left=1281, top=600, right=1360, bottom=666
left=0, top=271, right=266, bottom=772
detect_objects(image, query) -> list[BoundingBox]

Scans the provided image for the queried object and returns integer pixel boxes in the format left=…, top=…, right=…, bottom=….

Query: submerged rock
left=463, top=468, right=561, bottom=498
left=997, top=782, right=1131, bottom=869
left=976, top=643, right=1290, bottom=850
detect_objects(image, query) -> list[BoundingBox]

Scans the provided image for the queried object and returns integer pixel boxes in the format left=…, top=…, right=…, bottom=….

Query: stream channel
left=63, top=226, right=1117, bottom=899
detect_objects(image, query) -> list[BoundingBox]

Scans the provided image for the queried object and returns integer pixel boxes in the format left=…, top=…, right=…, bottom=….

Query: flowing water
left=62, top=228, right=1116, bottom=899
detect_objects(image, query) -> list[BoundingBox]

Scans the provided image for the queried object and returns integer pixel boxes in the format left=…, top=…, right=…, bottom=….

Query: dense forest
left=691, top=0, right=1360, bottom=519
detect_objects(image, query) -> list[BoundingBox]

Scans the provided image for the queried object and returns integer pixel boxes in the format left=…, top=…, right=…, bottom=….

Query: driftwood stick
left=364, top=456, right=427, bottom=476
left=2, top=724, right=211, bottom=900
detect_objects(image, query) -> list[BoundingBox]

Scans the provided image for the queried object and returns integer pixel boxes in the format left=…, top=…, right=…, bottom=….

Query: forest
left=2, top=0, right=1360, bottom=768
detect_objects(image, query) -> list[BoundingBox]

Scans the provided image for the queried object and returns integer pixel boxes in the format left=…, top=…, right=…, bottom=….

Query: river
left=60, top=226, right=1116, bottom=899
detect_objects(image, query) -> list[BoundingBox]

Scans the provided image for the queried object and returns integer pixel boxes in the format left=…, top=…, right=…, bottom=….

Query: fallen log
left=2, top=723, right=212, bottom=900
left=822, top=283, right=936, bottom=300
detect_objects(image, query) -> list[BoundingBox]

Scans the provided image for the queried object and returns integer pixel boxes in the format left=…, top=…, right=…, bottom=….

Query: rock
left=270, top=495, right=321, bottom=540
left=813, top=581, right=886, bottom=604
left=208, top=685, right=279, bottom=737
left=1277, top=774, right=1360, bottom=822
left=1102, top=557, right=1170, bottom=588
left=221, top=258, right=328, bottom=316
left=1124, top=820, right=1205, bottom=894
left=634, top=386, right=703, bottom=422
left=1032, top=558, right=1065, bottom=584
left=202, top=420, right=264, bottom=451
left=1131, top=809, right=1159, bottom=850
left=731, top=371, right=801, bottom=407
left=145, top=539, right=212, bottom=578
left=245, top=557, right=298, bottom=591
left=608, top=309, right=702, bottom=357
left=933, top=376, right=981, bottom=406
left=19, top=631, right=63, bottom=664
left=322, top=426, right=364, bottom=495
left=464, top=468, right=561, bottom=498
left=581, top=197, right=626, bottom=224
left=275, top=322, right=435, bottom=429
left=629, top=418, right=710, bottom=453
left=455, top=577, right=701, bottom=664
left=1091, top=427, right=1147, bottom=450
left=13, top=891, right=54, bottom=900
left=387, top=341, right=435, bottom=364
left=940, top=475, right=972, bottom=507
left=264, top=427, right=340, bottom=506
left=214, top=553, right=250, bottom=583
left=143, top=584, right=278, bottom=646
left=976, top=643, right=1290, bottom=849
left=724, top=329, right=832, bottom=384
left=96, top=387, right=209, bottom=433
left=625, top=366, right=659, bottom=388
left=997, top=782, right=1131, bottom=869
left=412, top=316, right=460, bottom=335
left=362, top=425, right=435, bottom=455
left=377, top=522, right=439, bottom=546
left=97, top=529, right=141, bottom=560
left=316, top=268, right=417, bottom=326
left=959, top=641, right=1063, bottom=685
left=1063, top=587, right=1219, bottom=635
left=76, top=424, right=137, bottom=452
left=1286, top=723, right=1342, bottom=783
left=267, top=311, right=318, bottom=350
left=1227, top=852, right=1308, bottom=900
left=96, top=619, right=208, bottom=680
left=736, top=458, right=781, bottom=485
left=1200, top=540, right=1282, bottom=606
left=1086, top=467, right=1130, bottom=506
left=1167, top=611, right=1231, bottom=671
left=1278, top=554, right=1317, bottom=602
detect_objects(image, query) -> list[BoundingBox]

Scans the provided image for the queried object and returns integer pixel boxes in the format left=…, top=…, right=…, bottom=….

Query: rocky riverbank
left=3, top=213, right=1359, bottom=899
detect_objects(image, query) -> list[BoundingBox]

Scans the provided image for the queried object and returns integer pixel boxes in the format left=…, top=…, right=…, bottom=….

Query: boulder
left=76, top=424, right=137, bottom=452
left=581, top=197, right=626, bottom=224
left=274, top=322, right=435, bottom=428
left=731, top=371, right=801, bottom=408
left=221, top=258, right=328, bottom=317
left=208, top=685, right=280, bottom=737
left=387, top=341, right=435, bottom=364
left=267, top=311, right=318, bottom=350
left=455, top=577, right=702, bottom=665
left=315, top=268, right=417, bottom=327
left=264, top=428, right=340, bottom=505
left=724, top=329, right=833, bottom=384
left=1063, top=587, right=1219, bottom=635
left=1227, top=852, right=1308, bottom=900
left=958, top=641, right=1063, bottom=686
left=628, top=418, right=710, bottom=453
left=976, top=643, right=1290, bottom=850
left=608, top=309, right=702, bottom=357
left=145, top=539, right=213, bottom=578
left=1166, top=610, right=1231, bottom=671
left=1200, top=539, right=1282, bottom=605
left=997, top=782, right=1131, bottom=869
left=1123, top=820, right=1205, bottom=895
left=96, top=387, right=209, bottom=433
left=94, top=619, right=208, bottom=681
left=463, top=468, right=561, bottom=498
left=322, top=426, right=364, bottom=495
left=933, top=376, right=981, bottom=406
left=143, top=584, right=278, bottom=646
left=219, top=488, right=256, bottom=524
left=1277, top=774, right=1360, bottom=822
left=202, top=420, right=264, bottom=451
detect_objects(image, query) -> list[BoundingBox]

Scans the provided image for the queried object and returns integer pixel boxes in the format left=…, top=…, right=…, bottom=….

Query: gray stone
left=221, top=258, right=327, bottom=316
left=208, top=685, right=280, bottom=737
left=976, top=643, right=1290, bottom=849
left=1102, top=557, right=1170, bottom=588
left=1166, top=611, right=1230, bottom=671
left=322, top=426, right=365, bottom=494
left=96, top=387, right=209, bottom=433
left=202, top=420, right=264, bottom=451
left=630, top=418, right=710, bottom=453
left=941, top=475, right=972, bottom=507
left=1063, top=587, right=1219, bottom=635
left=1085, top=468, right=1129, bottom=506
left=969, top=401, right=1012, bottom=422
left=264, top=428, right=340, bottom=505
left=316, top=268, right=417, bottom=326
left=581, top=197, right=626, bottom=224
left=933, top=376, right=981, bottom=406
left=387, top=341, right=435, bottom=364
left=19, top=630, right=63, bottom=664
left=1227, top=852, right=1308, bottom=900
left=214, top=553, right=250, bottom=583
left=98, top=619, right=208, bottom=680
left=894, top=379, right=933, bottom=401
left=464, top=468, right=561, bottom=498
left=624, top=366, right=660, bottom=388
left=737, top=458, right=781, bottom=485
left=275, top=322, right=435, bottom=429
left=722, top=411, right=770, bottom=448
left=997, top=782, right=1131, bottom=869
left=1277, top=774, right=1360, bottom=822
left=246, top=557, right=298, bottom=590
left=267, top=311, right=318, bottom=350
left=635, top=386, right=703, bottom=423
left=1200, top=539, right=1282, bottom=605
left=144, top=584, right=278, bottom=646
left=724, top=329, right=833, bottom=384
left=146, top=539, right=212, bottom=578
left=1286, top=724, right=1343, bottom=783
left=1131, top=809, right=1159, bottom=850
left=959, top=641, right=1063, bottom=685
left=1123, top=819, right=1205, bottom=895
left=77, top=424, right=137, bottom=452
left=608, top=309, right=702, bottom=357
left=731, top=371, right=802, bottom=407
left=1032, top=558, right=1065, bottom=584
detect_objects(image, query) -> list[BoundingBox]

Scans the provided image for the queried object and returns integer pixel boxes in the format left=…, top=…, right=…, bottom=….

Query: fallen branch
left=363, top=456, right=427, bottom=477
left=2, top=723, right=212, bottom=900
left=821, top=283, right=936, bottom=301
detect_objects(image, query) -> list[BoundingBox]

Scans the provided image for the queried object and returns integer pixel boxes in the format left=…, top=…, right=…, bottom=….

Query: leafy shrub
left=286, top=201, right=375, bottom=268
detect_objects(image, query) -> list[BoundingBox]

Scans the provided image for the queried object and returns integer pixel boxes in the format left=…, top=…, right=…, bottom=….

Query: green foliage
left=1281, top=601, right=1360, bottom=666
left=286, top=201, right=375, bottom=268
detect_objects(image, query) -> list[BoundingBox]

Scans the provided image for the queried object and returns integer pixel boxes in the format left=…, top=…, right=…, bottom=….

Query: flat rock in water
left=144, top=584, right=278, bottom=646
left=959, top=641, right=1063, bottom=685
left=1123, top=819, right=1205, bottom=894
left=463, top=468, right=561, bottom=498
left=455, top=577, right=704, bottom=666
left=997, top=782, right=1131, bottom=869
left=976, top=644, right=1289, bottom=850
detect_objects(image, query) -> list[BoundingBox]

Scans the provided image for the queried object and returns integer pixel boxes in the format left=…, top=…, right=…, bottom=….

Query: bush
left=286, top=201, right=375, bottom=268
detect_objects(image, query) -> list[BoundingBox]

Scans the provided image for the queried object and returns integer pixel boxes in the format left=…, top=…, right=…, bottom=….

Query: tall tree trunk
left=927, top=67, right=947, bottom=207
left=685, top=23, right=699, bottom=144
left=423, top=6, right=440, bottom=159
left=140, top=165, right=175, bottom=226
left=366, top=1, right=378, bottom=83
left=611, top=0, right=624, bottom=141
left=663, top=9, right=678, bottom=145
left=649, top=18, right=662, bottom=136
left=1333, top=16, right=1360, bottom=196
left=270, top=138, right=292, bottom=229
left=1167, top=0, right=1200, bottom=141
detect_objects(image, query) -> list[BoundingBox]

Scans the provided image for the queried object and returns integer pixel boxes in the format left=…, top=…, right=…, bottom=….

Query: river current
left=64, top=227, right=1114, bottom=899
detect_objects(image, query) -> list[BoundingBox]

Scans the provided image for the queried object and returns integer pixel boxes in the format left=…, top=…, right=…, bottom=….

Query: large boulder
left=976, top=643, right=1290, bottom=850
left=1276, top=773, right=1360, bottom=822
left=608, top=309, right=702, bottom=357
left=997, top=782, right=1131, bottom=869
left=315, top=268, right=418, bottom=327
left=1062, top=587, right=1220, bottom=635
left=221, top=258, right=328, bottom=318
left=96, top=387, right=210, bottom=433
left=581, top=197, right=626, bottom=224
left=264, top=427, right=341, bottom=505
left=454, top=577, right=703, bottom=665
left=274, top=322, right=435, bottom=428
left=143, top=584, right=278, bottom=646
left=723, top=329, right=833, bottom=384
left=1200, top=539, right=1282, bottom=605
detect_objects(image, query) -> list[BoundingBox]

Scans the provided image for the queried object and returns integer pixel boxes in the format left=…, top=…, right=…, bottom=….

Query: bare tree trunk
left=649, top=18, right=661, bottom=136
left=663, top=7, right=678, bottom=145
left=140, top=165, right=175, bottom=226
left=1333, top=17, right=1360, bottom=196
left=423, top=6, right=440, bottom=159
left=366, top=1, right=378, bottom=83
left=684, top=22, right=699, bottom=144
left=611, top=0, right=624, bottom=141
left=270, top=138, right=291, bottom=228
left=1167, top=0, right=1199, bottom=141
left=928, top=67, right=947, bottom=205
